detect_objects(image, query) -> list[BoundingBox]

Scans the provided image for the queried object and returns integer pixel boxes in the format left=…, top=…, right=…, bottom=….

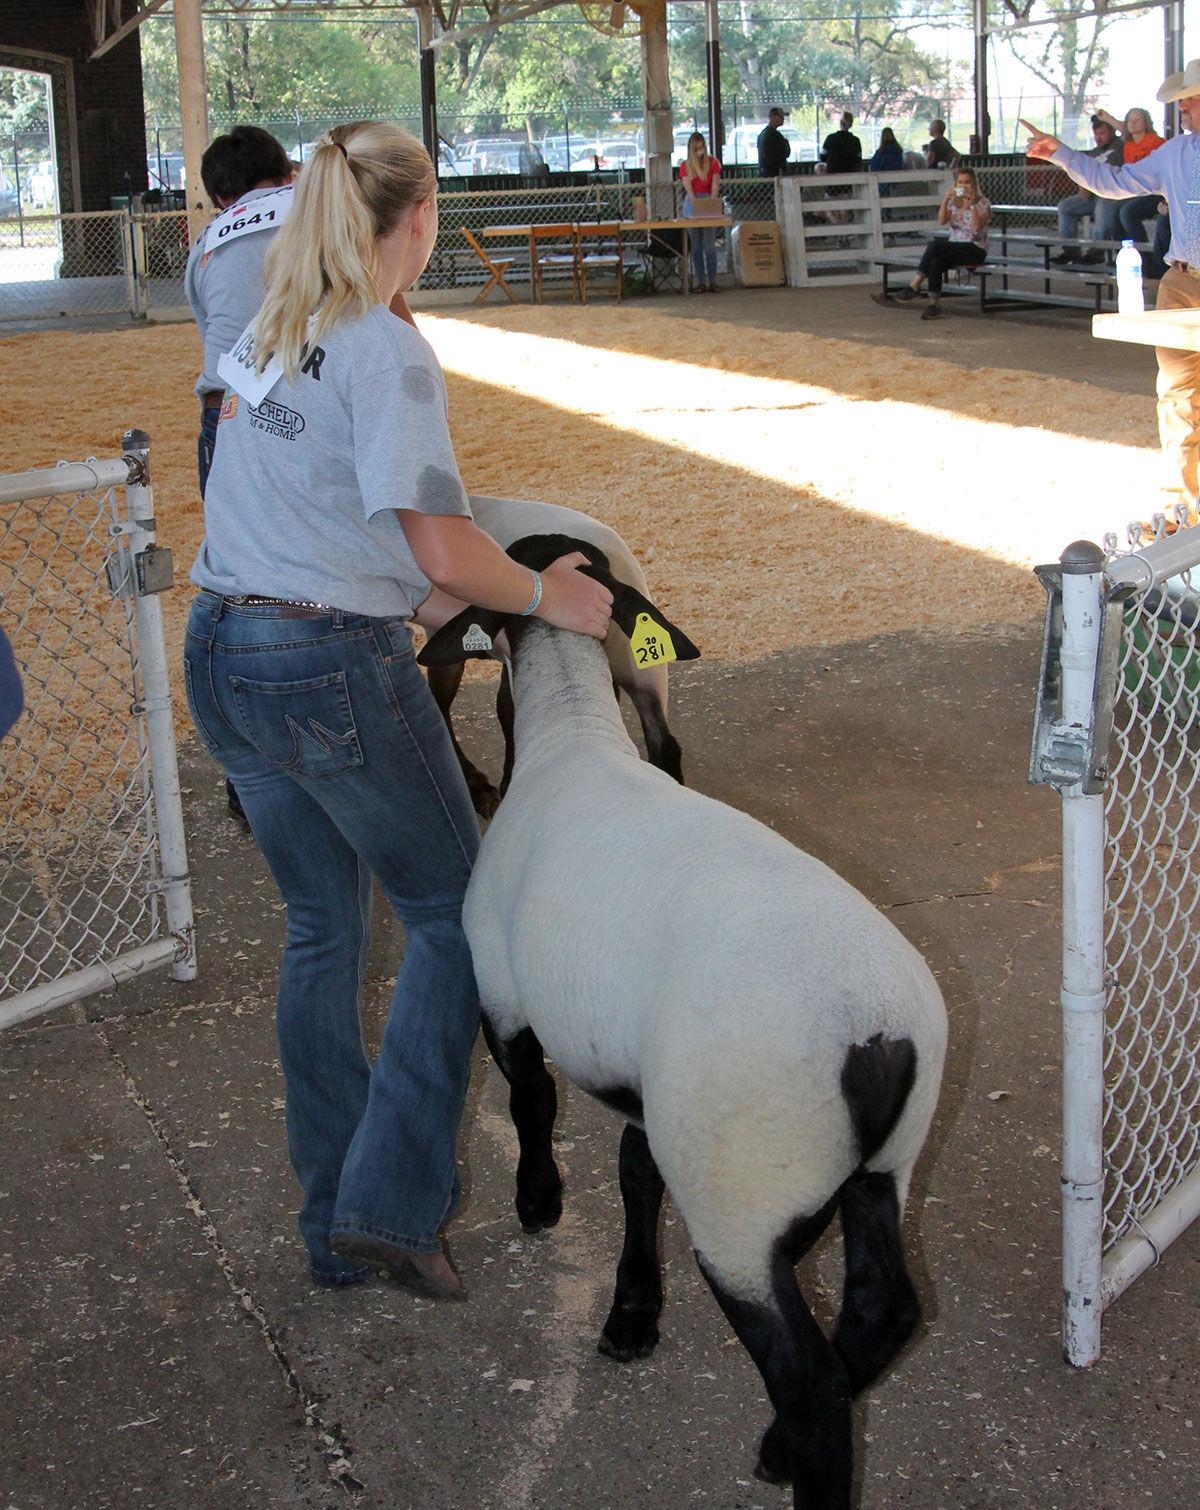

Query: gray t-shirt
left=185, top=184, right=288, bottom=397
left=190, top=304, right=471, bottom=617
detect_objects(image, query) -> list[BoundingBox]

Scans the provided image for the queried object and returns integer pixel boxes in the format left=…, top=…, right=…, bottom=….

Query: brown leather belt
left=1170, top=261, right=1200, bottom=282
left=202, top=390, right=225, bottom=409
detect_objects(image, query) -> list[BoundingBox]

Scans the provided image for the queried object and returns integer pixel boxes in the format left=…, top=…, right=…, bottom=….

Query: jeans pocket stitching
left=229, top=670, right=363, bottom=777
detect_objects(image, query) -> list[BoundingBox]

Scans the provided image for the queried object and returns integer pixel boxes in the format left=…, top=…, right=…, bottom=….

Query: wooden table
left=477, top=215, right=731, bottom=299
left=1093, top=307, right=1200, bottom=352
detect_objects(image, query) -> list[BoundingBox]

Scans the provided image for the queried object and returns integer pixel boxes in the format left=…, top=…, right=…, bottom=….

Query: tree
left=995, top=0, right=1114, bottom=145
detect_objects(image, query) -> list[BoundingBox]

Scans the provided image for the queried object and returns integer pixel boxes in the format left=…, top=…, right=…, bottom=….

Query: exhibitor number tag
left=629, top=613, right=676, bottom=666
left=203, top=185, right=294, bottom=254
left=217, top=318, right=284, bottom=406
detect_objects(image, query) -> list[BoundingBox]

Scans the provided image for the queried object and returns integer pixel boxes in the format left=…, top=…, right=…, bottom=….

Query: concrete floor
left=2, top=288, right=1191, bottom=1509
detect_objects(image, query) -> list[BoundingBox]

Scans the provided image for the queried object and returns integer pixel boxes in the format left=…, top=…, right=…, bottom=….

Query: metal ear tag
left=462, top=622, right=493, bottom=653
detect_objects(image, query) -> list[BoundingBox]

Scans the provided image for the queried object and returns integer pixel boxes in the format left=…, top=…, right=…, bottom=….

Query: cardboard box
left=733, top=221, right=785, bottom=286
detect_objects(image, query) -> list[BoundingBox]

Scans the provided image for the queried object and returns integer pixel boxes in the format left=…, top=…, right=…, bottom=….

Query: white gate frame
left=1032, top=528, right=1200, bottom=1365
left=0, top=431, right=196, bottom=1031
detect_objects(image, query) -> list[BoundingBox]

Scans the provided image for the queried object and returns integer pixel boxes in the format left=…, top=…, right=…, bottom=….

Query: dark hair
left=769, top=107, right=785, bottom=120
left=879, top=126, right=899, bottom=149
left=929, top=118, right=946, bottom=134
left=200, top=125, right=292, bottom=205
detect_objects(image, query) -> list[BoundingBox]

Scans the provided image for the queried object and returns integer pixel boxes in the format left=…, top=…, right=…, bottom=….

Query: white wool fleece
left=464, top=625, right=948, bottom=1303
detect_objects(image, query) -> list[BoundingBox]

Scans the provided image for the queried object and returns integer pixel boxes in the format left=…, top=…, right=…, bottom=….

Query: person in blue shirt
left=869, top=127, right=905, bottom=172
left=1024, top=59, right=1200, bottom=518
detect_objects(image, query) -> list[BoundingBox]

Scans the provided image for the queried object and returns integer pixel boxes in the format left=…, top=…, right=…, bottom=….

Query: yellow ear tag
left=628, top=612, right=677, bottom=667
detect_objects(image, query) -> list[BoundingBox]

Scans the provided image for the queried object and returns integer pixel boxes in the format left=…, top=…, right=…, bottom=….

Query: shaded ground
left=4, top=627, right=1199, bottom=1509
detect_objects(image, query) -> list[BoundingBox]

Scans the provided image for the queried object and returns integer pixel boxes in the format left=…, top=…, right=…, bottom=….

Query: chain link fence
left=0, top=434, right=195, bottom=1032
left=1032, top=516, right=1200, bottom=1365
left=0, top=209, right=136, bottom=322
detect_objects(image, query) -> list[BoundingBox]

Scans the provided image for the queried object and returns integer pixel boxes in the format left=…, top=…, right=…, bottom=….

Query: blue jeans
left=683, top=202, right=718, bottom=288
left=1057, top=191, right=1094, bottom=251
left=184, top=592, right=481, bottom=1283
left=1119, top=194, right=1163, bottom=240
left=197, top=401, right=220, bottom=498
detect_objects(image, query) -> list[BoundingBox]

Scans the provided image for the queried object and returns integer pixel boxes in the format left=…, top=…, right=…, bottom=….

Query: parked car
left=146, top=151, right=185, bottom=190
left=724, top=122, right=814, bottom=168
left=27, top=162, right=56, bottom=208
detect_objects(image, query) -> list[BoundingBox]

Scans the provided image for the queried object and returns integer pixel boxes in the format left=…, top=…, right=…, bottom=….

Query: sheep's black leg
left=496, top=666, right=516, bottom=798
left=626, top=685, right=684, bottom=784
left=425, top=659, right=501, bottom=819
left=698, top=1226, right=852, bottom=1509
left=598, top=1123, right=665, bottom=1361
left=482, top=1018, right=562, bottom=1232
left=832, top=1169, right=920, bottom=1395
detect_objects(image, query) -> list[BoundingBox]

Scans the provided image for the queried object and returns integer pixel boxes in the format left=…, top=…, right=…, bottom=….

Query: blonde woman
left=184, top=121, right=612, bottom=1296
left=679, top=131, right=722, bottom=291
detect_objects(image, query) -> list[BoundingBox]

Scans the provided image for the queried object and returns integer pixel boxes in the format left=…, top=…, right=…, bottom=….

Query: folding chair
left=640, top=227, right=686, bottom=295
left=576, top=223, right=624, bottom=303
left=461, top=227, right=519, bottom=305
left=530, top=223, right=581, bottom=303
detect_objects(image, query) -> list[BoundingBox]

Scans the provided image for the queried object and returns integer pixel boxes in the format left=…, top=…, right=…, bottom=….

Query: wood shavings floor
left=0, top=306, right=1160, bottom=723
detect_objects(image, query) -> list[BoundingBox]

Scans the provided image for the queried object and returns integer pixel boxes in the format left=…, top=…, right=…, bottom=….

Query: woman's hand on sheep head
left=537, top=552, right=613, bottom=639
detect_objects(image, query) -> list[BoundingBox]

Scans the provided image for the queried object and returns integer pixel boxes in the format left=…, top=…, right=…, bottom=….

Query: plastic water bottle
left=1116, top=240, right=1144, bottom=316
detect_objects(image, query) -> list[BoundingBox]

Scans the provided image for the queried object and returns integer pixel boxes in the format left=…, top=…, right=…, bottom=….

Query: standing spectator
left=679, top=132, right=722, bottom=292
left=1096, top=106, right=1167, bottom=238
left=1023, top=59, right=1200, bottom=517
left=888, top=167, right=990, bottom=321
left=757, top=108, right=792, bottom=177
left=925, top=119, right=958, bottom=170
left=869, top=127, right=905, bottom=172
left=186, top=121, right=613, bottom=1293
left=821, top=112, right=863, bottom=174
left=1051, top=114, right=1124, bottom=264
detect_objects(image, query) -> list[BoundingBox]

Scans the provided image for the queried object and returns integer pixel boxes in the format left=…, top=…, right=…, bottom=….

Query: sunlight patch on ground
left=426, top=311, right=1158, bottom=573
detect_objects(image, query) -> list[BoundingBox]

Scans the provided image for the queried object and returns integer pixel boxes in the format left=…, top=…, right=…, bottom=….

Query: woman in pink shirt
left=679, top=133, right=722, bottom=292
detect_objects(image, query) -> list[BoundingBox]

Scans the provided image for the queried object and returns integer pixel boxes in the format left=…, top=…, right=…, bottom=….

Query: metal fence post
left=120, top=206, right=137, bottom=318
left=121, top=429, right=196, bottom=980
left=1058, top=539, right=1107, bottom=1367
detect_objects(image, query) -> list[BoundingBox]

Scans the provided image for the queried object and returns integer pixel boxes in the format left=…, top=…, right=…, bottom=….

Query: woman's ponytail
left=254, top=121, right=436, bottom=379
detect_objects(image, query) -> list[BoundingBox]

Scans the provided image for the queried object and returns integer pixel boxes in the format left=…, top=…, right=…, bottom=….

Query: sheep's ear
left=418, top=607, right=505, bottom=666
left=578, top=564, right=701, bottom=664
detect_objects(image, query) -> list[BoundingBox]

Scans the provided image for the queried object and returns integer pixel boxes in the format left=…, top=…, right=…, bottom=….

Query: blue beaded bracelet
left=519, top=569, right=542, bottom=616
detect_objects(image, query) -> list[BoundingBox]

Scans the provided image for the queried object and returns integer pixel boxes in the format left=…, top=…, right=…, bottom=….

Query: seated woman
left=679, top=132, right=722, bottom=293
left=869, top=127, right=905, bottom=172
left=1098, top=106, right=1166, bottom=238
left=890, top=167, right=990, bottom=322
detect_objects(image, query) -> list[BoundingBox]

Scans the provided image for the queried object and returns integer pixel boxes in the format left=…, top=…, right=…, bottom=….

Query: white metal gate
left=0, top=431, right=195, bottom=1031
left=1032, top=520, right=1200, bottom=1364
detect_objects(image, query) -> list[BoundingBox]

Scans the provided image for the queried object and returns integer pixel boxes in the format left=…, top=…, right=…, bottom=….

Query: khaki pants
left=1155, top=265, right=1200, bottom=505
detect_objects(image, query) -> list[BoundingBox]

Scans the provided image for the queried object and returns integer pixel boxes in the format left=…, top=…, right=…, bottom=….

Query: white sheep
left=425, top=496, right=680, bottom=816
left=420, top=534, right=948, bottom=1509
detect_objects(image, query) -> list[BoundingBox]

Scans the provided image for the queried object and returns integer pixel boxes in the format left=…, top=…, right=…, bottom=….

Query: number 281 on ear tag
left=629, top=612, right=676, bottom=666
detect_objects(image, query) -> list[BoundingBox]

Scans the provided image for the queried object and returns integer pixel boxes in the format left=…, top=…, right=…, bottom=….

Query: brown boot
left=330, top=1233, right=468, bottom=1301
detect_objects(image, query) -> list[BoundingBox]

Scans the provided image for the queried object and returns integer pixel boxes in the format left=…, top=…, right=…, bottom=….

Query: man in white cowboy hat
left=1023, top=60, right=1200, bottom=519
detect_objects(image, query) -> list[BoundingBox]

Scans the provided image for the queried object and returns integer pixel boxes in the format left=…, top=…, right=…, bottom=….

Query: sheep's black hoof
left=753, top=1419, right=792, bottom=1486
left=466, top=772, right=501, bottom=820
left=597, top=1308, right=660, bottom=1362
left=515, top=1166, right=562, bottom=1233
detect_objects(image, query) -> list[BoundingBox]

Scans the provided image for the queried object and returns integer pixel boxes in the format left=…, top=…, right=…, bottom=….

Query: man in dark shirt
left=821, top=112, right=863, bottom=174
left=925, top=119, right=958, bottom=169
left=757, top=108, right=792, bottom=176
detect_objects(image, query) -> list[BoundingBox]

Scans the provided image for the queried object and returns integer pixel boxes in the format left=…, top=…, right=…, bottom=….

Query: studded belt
left=223, top=594, right=341, bottom=618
